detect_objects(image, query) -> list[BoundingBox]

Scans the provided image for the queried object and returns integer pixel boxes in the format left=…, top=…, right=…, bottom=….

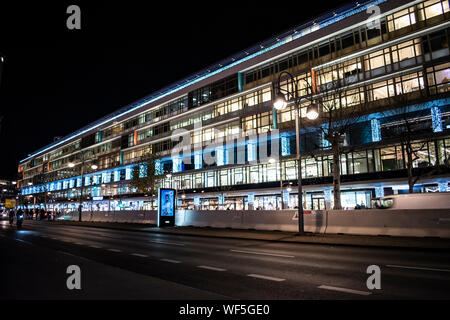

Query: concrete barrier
left=59, top=208, right=450, bottom=238
left=176, top=210, right=242, bottom=228
left=324, top=209, right=450, bottom=238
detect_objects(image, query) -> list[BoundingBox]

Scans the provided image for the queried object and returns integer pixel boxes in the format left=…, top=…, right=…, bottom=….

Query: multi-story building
left=18, top=0, right=450, bottom=212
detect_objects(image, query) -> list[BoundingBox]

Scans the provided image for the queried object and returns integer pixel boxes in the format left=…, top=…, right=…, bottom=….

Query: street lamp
left=273, top=71, right=319, bottom=234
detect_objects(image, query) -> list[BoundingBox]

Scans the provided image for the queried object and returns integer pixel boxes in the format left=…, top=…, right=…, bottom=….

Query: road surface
left=1, top=220, right=450, bottom=299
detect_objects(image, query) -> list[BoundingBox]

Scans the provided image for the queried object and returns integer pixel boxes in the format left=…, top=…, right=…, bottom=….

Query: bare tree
left=306, top=76, right=370, bottom=209
left=130, top=152, right=162, bottom=210
left=382, top=94, right=438, bottom=193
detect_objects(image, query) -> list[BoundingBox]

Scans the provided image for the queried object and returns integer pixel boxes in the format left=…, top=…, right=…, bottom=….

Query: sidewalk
left=47, top=220, right=450, bottom=250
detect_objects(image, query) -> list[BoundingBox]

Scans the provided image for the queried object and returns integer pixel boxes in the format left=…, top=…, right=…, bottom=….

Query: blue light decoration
left=92, top=175, right=99, bottom=185
left=283, top=190, right=290, bottom=205
left=84, top=176, right=90, bottom=186
left=321, top=124, right=331, bottom=149
left=216, top=146, right=226, bottom=166
left=91, top=186, right=101, bottom=197
left=324, top=188, right=332, bottom=202
left=125, top=167, right=133, bottom=180
left=218, top=194, right=224, bottom=205
left=281, top=136, right=291, bottom=156
left=194, top=151, right=202, bottom=170
left=76, top=177, right=82, bottom=187
left=375, top=186, right=384, bottom=198
left=103, top=171, right=111, bottom=183
left=248, top=142, right=257, bottom=162
left=438, top=181, right=448, bottom=192
left=155, top=159, right=163, bottom=175
left=114, top=170, right=120, bottom=182
left=371, top=119, right=381, bottom=142
left=69, top=179, right=75, bottom=189
left=248, top=193, right=255, bottom=205
left=238, top=72, right=244, bottom=92
left=431, top=106, right=443, bottom=133
left=172, top=157, right=183, bottom=173
left=138, top=164, right=146, bottom=178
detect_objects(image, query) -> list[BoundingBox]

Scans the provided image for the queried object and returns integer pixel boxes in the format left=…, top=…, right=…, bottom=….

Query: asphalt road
left=1, top=220, right=450, bottom=300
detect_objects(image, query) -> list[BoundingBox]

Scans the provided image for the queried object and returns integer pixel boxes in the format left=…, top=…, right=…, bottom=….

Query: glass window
left=418, top=0, right=450, bottom=20
left=388, top=8, right=416, bottom=31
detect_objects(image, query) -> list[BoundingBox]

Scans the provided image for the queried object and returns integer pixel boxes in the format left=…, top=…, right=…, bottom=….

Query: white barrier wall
left=62, top=210, right=157, bottom=224
left=61, top=209, right=450, bottom=238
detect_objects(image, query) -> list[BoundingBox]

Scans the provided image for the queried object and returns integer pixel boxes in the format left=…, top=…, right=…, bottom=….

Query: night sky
left=0, top=0, right=349, bottom=180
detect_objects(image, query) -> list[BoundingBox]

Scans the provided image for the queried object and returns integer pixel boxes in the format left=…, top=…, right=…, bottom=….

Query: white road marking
left=247, top=274, right=285, bottom=282
left=197, top=265, right=226, bottom=272
left=318, top=285, right=372, bottom=296
left=131, top=253, right=148, bottom=258
left=107, top=248, right=122, bottom=253
left=160, top=258, right=181, bottom=264
left=230, top=249, right=294, bottom=258
left=89, top=245, right=102, bottom=249
left=150, top=240, right=185, bottom=246
left=386, top=264, right=450, bottom=273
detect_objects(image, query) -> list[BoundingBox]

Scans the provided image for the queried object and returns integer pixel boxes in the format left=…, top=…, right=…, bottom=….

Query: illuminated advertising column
left=157, top=188, right=176, bottom=227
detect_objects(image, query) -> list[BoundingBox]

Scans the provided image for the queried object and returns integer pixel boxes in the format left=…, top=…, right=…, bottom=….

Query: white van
left=372, top=192, right=450, bottom=209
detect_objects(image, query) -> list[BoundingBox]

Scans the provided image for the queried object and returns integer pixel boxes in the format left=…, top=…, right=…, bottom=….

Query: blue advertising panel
left=157, top=188, right=176, bottom=227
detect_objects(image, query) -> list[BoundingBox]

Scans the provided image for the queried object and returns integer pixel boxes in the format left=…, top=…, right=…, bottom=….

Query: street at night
left=1, top=0, right=450, bottom=309
left=1, top=220, right=450, bottom=300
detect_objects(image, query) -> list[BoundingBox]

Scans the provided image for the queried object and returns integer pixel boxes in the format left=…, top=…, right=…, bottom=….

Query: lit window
left=420, top=0, right=450, bottom=19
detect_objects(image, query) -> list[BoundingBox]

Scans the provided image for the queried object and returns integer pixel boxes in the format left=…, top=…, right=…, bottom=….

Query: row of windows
left=158, top=138, right=450, bottom=190
left=22, top=133, right=450, bottom=195
left=244, top=0, right=449, bottom=86
left=316, top=28, right=449, bottom=89
left=279, top=62, right=449, bottom=120
left=169, top=87, right=272, bottom=131
left=22, top=62, right=449, bottom=185
left=387, top=0, right=449, bottom=32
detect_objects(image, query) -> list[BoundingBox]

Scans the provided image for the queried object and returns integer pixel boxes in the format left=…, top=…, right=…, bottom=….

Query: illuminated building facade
left=18, top=0, right=450, bottom=212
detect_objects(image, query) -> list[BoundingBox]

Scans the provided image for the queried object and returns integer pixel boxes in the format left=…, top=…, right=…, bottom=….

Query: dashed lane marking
left=230, top=249, right=294, bottom=258
left=197, top=265, right=226, bottom=272
left=318, top=285, right=372, bottom=296
left=247, top=274, right=285, bottom=282
left=386, top=264, right=450, bottom=273
left=160, top=258, right=181, bottom=264
left=131, top=253, right=148, bottom=258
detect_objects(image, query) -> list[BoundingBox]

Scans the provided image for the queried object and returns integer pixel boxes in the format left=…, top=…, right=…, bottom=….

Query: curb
left=43, top=221, right=450, bottom=251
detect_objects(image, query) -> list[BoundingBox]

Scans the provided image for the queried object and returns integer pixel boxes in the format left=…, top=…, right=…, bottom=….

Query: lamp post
left=273, top=71, right=319, bottom=234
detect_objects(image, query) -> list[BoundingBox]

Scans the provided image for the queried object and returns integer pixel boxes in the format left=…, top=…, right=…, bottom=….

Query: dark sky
left=0, top=0, right=349, bottom=180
